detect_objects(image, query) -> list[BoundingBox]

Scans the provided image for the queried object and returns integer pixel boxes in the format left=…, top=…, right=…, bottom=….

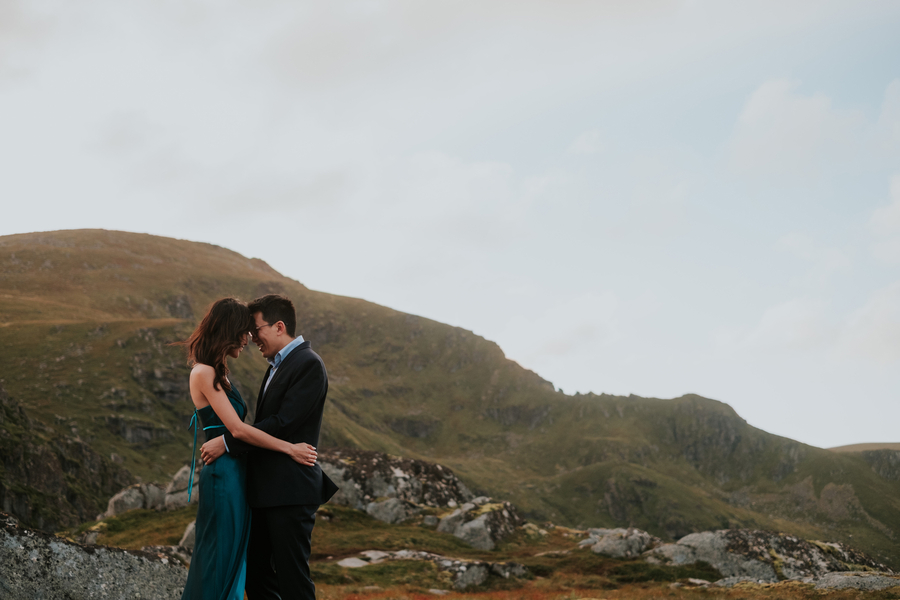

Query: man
left=200, top=294, right=338, bottom=600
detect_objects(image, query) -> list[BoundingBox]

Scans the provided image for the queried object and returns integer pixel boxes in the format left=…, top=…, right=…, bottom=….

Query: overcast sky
left=2, top=0, right=899, bottom=449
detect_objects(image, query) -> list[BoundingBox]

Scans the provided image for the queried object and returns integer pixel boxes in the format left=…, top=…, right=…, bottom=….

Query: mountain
left=1, top=229, right=899, bottom=567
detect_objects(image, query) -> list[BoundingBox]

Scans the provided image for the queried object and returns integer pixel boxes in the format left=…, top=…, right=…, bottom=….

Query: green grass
left=68, top=506, right=198, bottom=549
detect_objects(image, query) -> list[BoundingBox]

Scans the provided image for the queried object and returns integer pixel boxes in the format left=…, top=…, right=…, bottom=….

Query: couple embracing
left=178, top=294, right=338, bottom=600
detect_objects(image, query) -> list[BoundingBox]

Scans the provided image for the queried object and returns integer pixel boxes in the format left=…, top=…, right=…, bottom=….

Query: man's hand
left=200, top=436, right=227, bottom=465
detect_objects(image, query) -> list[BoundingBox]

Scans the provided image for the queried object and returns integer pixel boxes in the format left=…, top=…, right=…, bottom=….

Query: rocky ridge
left=578, top=525, right=896, bottom=590
left=0, top=512, right=186, bottom=600
left=0, top=385, right=133, bottom=531
left=319, top=448, right=522, bottom=549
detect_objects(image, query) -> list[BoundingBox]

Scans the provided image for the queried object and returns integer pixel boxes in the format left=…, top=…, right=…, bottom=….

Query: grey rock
left=815, top=572, right=900, bottom=591
left=456, top=514, right=495, bottom=550
left=166, top=465, right=194, bottom=494
left=142, top=483, right=166, bottom=510
left=645, top=529, right=890, bottom=584
left=81, top=530, right=100, bottom=545
left=338, top=557, right=370, bottom=568
left=591, top=528, right=657, bottom=558
left=360, top=550, right=391, bottom=563
left=454, top=564, right=489, bottom=590
left=142, top=545, right=192, bottom=566
left=333, top=548, right=526, bottom=590
left=491, top=562, right=528, bottom=578
left=179, top=520, right=196, bottom=549
left=104, top=484, right=145, bottom=517
left=366, top=498, right=411, bottom=524
left=0, top=513, right=187, bottom=600
left=439, top=500, right=523, bottom=549
left=648, top=531, right=778, bottom=582
left=319, top=448, right=474, bottom=510
left=165, top=487, right=199, bottom=511
left=713, top=576, right=760, bottom=587
left=422, top=515, right=439, bottom=527
left=437, top=506, right=472, bottom=534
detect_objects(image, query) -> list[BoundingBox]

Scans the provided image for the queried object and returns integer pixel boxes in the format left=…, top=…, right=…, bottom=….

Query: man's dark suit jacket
left=223, top=340, right=338, bottom=507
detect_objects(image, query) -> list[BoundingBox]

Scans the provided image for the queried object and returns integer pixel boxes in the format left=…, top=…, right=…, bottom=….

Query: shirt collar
left=268, top=335, right=305, bottom=369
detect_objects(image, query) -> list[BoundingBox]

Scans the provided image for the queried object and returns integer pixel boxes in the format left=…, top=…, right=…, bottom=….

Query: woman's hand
left=288, top=442, right=317, bottom=466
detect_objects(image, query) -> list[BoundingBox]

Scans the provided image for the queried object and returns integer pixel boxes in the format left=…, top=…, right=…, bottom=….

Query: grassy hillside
left=1, top=229, right=899, bottom=567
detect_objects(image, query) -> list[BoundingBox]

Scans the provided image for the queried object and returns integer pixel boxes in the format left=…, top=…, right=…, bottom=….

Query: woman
left=177, top=297, right=317, bottom=600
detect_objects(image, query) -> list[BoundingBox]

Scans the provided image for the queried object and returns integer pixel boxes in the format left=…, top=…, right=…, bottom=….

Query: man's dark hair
left=249, top=294, right=297, bottom=337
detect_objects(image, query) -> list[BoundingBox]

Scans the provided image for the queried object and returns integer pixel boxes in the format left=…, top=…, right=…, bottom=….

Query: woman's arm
left=190, top=366, right=317, bottom=466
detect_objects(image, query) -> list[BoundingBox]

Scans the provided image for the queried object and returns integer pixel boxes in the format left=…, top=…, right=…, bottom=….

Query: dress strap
left=188, top=409, right=198, bottom=502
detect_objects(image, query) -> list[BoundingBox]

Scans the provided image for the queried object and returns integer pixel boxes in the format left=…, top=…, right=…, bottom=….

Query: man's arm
left=216, top=358, right=326, bottom=459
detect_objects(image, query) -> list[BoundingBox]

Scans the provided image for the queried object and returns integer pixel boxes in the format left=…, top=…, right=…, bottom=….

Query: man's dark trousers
left=246, top=504, right=318, bottom=600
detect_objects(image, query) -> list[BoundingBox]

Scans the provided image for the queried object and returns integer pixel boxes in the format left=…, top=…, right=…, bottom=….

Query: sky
left=1, top=0, right=899, bottom=449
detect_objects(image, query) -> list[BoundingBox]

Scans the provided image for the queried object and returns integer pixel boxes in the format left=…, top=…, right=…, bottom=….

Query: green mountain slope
left=1, top=229, right=898, bottom=567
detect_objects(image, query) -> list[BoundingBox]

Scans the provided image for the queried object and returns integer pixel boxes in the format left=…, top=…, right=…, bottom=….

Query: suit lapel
left=255, top=366, right=272, bottom=423
left=254, top=341, right=311, bottom=421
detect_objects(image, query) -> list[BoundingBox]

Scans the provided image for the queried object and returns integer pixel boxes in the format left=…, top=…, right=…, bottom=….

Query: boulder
left=438, top=500, right=522, bottom=550
left=815, top=572, right=900, bottom=591
left=590, top=528, right=657, bottom=558
left=644, top=529, right=891, bottom=584
left=165, top=487, right=199, bottom=511
left=454, top=564, right=489, bottom=590
left=166, top=464, right=195, bottom=494
left=104, top=484, right=145, bottom=517
left=0, top=512, right=186, bottom=600
left=142, top=483, right=166, bottom=510
left=366, top=498, right=416, bottom=524
left=437, top=503, right=475, bottom=534
left=456, top=514, right=494, bottom=550
left=319, top=448, right=474, bottom=510
left=179, top=520, right=196, bottom=549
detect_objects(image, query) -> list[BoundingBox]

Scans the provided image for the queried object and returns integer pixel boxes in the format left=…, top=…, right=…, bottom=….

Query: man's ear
left=275, top=321, right=286, bottom=336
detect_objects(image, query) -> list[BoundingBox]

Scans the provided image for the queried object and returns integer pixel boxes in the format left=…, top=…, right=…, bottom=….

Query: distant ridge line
left=829, top=443, right=900, bottom=453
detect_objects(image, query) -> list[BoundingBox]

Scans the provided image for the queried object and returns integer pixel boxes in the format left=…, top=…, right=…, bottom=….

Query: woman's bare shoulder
left=190, top=364, right=216, bottom=383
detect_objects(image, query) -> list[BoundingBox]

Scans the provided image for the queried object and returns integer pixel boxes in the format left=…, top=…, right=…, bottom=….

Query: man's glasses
left=251, top=322, right=277, bottom=338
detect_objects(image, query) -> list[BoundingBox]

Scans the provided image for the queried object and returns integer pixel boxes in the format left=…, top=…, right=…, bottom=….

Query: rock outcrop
left=319, top=448, right=474, bottom=512
left=578, top=527, right=661, bottom=558
left=814, top=572, right=900, bottom=591
left=334, top=548, right=527, bottom=590
left=436, top=496, right=523, bottom=550
left=102, top=464, right=198, bottom=518
left=319, top=449, right=522, bottom=549
left=0, top=512, right=186, bottom=599
left=0, top=385, right=133, bottom=531
left=643, top=529, right=890, bottom=584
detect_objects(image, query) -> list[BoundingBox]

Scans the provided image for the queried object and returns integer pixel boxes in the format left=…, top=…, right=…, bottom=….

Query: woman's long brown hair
left=177, top=297, right=254, bottom=392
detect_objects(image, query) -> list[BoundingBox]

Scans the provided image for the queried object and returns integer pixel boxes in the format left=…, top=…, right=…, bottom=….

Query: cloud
left=775, top=232, right=851, bottom=284
left=840, top=281, right=900, bottom=362
left=878, top=79, right=900, bottom=151
left=729, top=79, right=866, bottom=180
left=0, top=0, right=53, bottom=82
left=871, top=175, right=900, bottom=236
left=710, top=298, right=835, bottom=354
left=567, top=130, right=604, bottom=155
left=743, top=298, right=835, bottom=351
left=870, top=174, right=900, bottom=263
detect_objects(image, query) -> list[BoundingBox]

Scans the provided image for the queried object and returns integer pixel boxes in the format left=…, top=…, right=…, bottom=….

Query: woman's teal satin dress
left=181, top=386, right=251, bottom=600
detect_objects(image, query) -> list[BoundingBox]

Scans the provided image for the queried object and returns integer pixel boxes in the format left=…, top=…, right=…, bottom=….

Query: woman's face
left=228, top=332, right=250, bottom=359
